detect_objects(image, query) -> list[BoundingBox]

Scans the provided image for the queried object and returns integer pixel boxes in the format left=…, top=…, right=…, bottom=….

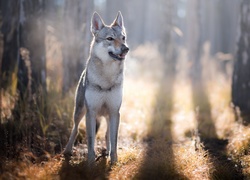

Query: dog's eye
left=106, top=37, right=114, bottom=41
left=122, top=36, right=126, bottom=41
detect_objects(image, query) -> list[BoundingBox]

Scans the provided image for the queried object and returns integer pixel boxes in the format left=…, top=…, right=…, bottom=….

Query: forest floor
left=1, top=46, right=250, bottom=179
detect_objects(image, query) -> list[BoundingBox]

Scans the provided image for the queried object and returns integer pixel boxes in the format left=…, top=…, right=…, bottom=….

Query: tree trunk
left=232, top=0, right=250, bottom=122
left=1, top=0, right=46, bottom=96
left=187, top=0, right=217, bottom=138
left=0, top=0, right=20, bottom=91
left=187, top=0, right=202, bottom=77
left=19, top=0, right=46, bottom=98
left=159, top=0, right=176, bottom=74
left=62, top=0, right=93, bottom=94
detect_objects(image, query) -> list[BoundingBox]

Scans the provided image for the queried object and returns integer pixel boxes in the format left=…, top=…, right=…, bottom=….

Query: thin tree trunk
left=62, top=0, right=93, bottom=94
left=232, top=0, right=250, bottom=122
left=0, top=0, right=19, bottom=90
left=188, top=0, right=217, bottom=138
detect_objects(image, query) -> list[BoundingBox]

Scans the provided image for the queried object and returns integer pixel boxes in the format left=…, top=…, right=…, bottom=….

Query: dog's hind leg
left=64, top=106, right=85, bottom=155
left=64, top=79, right=85, bottom=155
left=64, top=102, right=85, bottom=155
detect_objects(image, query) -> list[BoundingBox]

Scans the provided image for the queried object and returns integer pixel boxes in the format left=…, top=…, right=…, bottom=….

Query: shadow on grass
left=191, top=75, right=217, bottom=138
left=190, top=67, right=244, bottom=179
left=59, top=155, right=109, bottom=180
left=136, top=70, right=187, bottom=179
left=202, top=138, right=243, bottom=179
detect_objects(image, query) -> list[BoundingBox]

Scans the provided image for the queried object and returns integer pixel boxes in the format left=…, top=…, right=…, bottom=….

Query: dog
left=64, top=11, right=129, bottom=165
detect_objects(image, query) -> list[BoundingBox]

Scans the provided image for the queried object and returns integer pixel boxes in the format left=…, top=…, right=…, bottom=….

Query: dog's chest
left=88, top=60, right=123, bottom=89
left=85, top=86, right=122, bottom=114
left=102, top=62, right=121, bottom=81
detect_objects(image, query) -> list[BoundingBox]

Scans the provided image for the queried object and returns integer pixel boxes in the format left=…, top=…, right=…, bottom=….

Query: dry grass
left=109, top=146, right=143, bottom=179
left=227, top=123, right=250, bottom=178
left=135, top=140, right=212, bottom=180
left=1, top=44, right=250, bottom=179
left=0, top=155, right=62, bottom=180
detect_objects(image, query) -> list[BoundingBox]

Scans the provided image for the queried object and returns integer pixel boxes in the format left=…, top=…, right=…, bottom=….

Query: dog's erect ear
left=112, top=11, right=124, bottom=29
left=91, top=12, right=104, bottom=35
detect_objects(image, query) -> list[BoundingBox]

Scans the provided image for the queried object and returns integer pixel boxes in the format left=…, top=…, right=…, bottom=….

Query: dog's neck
left=86, top=55, right=124, bottom=91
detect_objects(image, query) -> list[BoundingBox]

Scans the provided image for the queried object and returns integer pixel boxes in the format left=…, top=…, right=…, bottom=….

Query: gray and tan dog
left=64, top=11, right=129, bottom=165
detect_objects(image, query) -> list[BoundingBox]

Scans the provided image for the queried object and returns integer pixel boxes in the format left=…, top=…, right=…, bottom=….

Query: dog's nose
left=122, top=44, right=129, bottom=53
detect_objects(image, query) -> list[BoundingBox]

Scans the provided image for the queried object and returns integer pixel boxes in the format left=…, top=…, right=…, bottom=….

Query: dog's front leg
left=109, top=111, right=120, bottom=164
left=86, top=109, right=97, bottom=164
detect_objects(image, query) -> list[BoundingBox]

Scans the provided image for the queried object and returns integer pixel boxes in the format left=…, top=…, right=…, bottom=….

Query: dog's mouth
left=109, top=52, right=127, bottom=61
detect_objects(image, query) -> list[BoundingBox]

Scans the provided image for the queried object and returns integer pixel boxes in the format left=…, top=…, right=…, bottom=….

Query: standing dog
left=64, top=11, right=129, bottom=165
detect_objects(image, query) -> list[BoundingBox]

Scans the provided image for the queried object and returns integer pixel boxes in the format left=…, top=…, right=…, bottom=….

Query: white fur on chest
left=85, top=86, right=123, bottom=114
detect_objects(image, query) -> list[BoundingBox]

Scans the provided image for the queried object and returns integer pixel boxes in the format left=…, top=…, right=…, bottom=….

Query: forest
left=1, top=0, right=250, bottom=179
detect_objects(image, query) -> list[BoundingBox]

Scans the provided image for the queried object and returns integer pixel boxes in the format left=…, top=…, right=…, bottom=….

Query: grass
left=1, top=45, right=250, bottom=179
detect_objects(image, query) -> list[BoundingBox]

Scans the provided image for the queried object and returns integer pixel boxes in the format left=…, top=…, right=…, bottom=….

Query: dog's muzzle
left=109, top=44, right=129, bottom=61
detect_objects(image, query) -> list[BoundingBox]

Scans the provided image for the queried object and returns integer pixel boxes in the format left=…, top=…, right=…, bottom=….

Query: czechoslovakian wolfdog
left=64, top=11, right=129, bottom=165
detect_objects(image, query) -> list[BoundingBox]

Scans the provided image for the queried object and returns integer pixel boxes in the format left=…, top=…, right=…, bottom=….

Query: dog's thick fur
left=64, top=11, right=129, bottom=165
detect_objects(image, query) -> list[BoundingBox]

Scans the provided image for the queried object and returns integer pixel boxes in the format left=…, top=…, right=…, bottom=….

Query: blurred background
left=0, top=0, right=243, bottom=94
left=1, top=0, right=250, bottom=175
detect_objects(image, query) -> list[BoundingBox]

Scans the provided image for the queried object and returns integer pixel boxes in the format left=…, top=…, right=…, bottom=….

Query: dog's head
left=91, top=12, right=129, bottom=62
